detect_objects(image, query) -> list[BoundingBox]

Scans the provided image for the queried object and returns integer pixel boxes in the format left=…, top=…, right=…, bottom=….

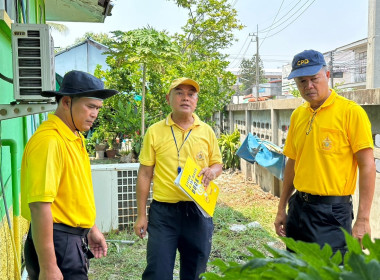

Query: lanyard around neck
left=171, top=126, right=192, bottom=174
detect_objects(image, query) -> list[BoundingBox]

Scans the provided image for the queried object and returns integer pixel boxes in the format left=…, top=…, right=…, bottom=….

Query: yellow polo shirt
left=284, top=90, right=373, bottom=196
left=139, top=113, right=222, bottom=203
left=21, top=114, right=96, bottom=228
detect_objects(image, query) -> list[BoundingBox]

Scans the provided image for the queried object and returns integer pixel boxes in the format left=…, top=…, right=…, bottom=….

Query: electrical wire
left=227, top=34, right=251, bottom=67
left=0, top=73, right=13, bottom=84
left=228, top=0, right=310, bottom=71
left=260, top=0, right=285, bottom=48
left=228, top=1, right=300, bottom=70
left=259, top=0, right=303, bottom=33
left=231, top=39, right=253, bottom=69
left=263, top=0, right=316, bottom=39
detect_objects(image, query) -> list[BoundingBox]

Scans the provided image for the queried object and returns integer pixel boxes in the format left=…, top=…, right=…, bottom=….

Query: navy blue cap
left=42, top=70, right=119, bottom=100
left=287, top=50, right=326, bottom=79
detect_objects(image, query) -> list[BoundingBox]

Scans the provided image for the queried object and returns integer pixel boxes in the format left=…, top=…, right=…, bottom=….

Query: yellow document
left=174, top=157, right=219, bottom=217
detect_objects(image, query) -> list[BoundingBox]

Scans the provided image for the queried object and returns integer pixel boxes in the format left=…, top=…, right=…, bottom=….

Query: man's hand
left=198, top=167, right=216, bottom=187
left=38, top=265, right=63, bottom=280
left=274, top=210, right=287, bottom=237
left=134, top=216, right=148, bottom=239
left=352, top=217, right=371, bottom=247
left=354, top=148, right=375, bottom=248
left=88, top=225, right=107, bottom=258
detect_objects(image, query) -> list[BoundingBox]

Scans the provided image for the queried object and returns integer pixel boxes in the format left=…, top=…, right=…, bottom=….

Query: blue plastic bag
left=236, top=133, right=285, bottom=180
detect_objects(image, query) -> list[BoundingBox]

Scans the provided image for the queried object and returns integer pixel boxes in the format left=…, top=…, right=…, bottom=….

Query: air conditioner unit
left=11, top=23, right=55, bottom=102
left=91, top=163, right=153, bottom=232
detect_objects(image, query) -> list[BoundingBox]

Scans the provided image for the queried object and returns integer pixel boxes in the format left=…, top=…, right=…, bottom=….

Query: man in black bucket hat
left=21, top=70, right=119, bottom=280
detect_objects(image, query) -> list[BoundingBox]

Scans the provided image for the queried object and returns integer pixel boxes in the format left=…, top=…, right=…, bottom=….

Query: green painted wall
left=0, top=3, right=24, bottom=222
left=0, top=1, right=45, bottom=278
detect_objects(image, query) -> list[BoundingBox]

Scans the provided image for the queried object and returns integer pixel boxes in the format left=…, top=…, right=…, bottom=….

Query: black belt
left=152, top=200, right=194, bottom=206
left=53, top=223, right=90, bottom=236
left=297, top=191, right=352, bottom=204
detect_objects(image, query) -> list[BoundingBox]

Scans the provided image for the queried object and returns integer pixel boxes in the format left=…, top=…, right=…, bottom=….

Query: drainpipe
left=22, top=117, right=28, bottom=147
left=39, top=113, right=44, bottom=127
left=1, top=139, right=21, bottom=277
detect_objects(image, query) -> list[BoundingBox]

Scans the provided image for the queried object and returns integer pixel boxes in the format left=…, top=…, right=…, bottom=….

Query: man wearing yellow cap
left=134, top=77, right=223, bottom=279
left=21, top=70, right=119, bottom=279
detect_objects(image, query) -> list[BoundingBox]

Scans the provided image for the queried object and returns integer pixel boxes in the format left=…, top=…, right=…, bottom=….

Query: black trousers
left=142, top=200, right=214, bottom=280
left=24, top=226, right=92, bottom=280
left=286, top=192, right=353, bottom=256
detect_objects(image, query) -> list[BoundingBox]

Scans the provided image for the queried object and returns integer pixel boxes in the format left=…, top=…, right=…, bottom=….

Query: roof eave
left=45, top=0, right=113, bottom=23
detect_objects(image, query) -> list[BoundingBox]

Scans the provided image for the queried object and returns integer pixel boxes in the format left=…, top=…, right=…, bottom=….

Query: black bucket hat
left=41, top=70, right=119, bottom=99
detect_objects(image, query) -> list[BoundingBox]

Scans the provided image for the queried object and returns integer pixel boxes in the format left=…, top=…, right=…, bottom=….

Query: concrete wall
left=220, top=88, right=380, bottom=239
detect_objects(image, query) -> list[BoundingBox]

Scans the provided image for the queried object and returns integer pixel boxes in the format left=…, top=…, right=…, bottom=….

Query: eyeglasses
left=174, top=91, right=198, bottom=99
left=306, top=111, right=317, bottom=135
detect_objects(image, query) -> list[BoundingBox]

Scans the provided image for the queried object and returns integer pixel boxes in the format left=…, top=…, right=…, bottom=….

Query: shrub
left=202, top=231, right=380, bottom=280
left=218, top=129, right=241, bottom=170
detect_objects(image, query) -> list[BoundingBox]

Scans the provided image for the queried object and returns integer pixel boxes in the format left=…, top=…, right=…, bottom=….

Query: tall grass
left=89, top=203, right=280, bottom=279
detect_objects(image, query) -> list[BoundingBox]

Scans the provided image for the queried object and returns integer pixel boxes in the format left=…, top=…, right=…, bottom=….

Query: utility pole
left=329, top=51, right=334, bottom=88
left=141, top=63, right=146, bottom=136
left=367, top=0, right=380, bottom=88
left=255, top=25, right=259, bottom=102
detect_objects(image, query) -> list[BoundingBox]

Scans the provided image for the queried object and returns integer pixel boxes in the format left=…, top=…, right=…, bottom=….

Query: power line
left=227, top=34, right=251, bottom=67
left=260, top=0, right=285, bottom=48
left=229, top=0, right=314, bottom=70
left=230, top=34, right=254, bottom=69
left=263, top=0, right=316, bottom=39
left=259, top=0, right=303, bottom=33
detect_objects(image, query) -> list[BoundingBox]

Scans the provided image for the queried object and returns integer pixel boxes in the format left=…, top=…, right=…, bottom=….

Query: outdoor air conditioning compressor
left=11, top=23, right=55, bottom=102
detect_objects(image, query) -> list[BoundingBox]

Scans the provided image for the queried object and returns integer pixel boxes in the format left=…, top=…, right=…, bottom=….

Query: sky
left=51, top=0, right=369, bottom=70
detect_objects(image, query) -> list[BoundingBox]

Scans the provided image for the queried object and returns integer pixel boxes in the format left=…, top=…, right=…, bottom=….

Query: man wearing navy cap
left=21, top=70, right=119, bottom=279
left=274, top=50, right=375, bottom=256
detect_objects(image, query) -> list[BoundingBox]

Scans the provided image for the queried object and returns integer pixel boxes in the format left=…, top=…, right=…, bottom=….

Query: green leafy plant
left=131, top=131, right=143, bottom=159
left=218, top=129, right=241, bottom=170
left=202, top=231, right=380, bottom=280
left=119, top=149, right=131, bottom=156
left=107, top=136, right=116, bottom=150
left=289, top=84, right=301, bottom=98
left=88, top=90, right=141, bottom=153
left=85, top=138, right=96, bottom=157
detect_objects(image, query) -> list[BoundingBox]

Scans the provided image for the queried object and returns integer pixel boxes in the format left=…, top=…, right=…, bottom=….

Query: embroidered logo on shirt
left=321, top=136, right=332, bottom=150
left=196, top=151, right=205, bottom=161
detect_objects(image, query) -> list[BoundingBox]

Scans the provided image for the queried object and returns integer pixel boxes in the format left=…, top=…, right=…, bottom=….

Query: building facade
left=55, top=38, right=110, bottom=77
left=0, top=1, right=114, bottom=278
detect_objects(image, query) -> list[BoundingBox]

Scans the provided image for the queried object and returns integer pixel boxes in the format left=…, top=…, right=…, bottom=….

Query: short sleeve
left=346, top=104, right=373, bottom=153
left=25, top=135, right=63, bottom=203
left=139, top=128, right=156, bottom=166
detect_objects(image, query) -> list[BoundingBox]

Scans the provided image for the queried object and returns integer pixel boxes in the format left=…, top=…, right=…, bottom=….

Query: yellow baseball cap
left=167, top=77, right=200, bottom=95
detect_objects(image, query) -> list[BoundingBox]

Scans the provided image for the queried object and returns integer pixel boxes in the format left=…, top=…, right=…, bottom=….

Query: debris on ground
left=215, top=169, right=280, bottom=210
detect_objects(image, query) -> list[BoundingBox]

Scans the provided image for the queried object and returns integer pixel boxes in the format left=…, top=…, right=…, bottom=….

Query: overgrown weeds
left=89, top=176, right=280, bottom=279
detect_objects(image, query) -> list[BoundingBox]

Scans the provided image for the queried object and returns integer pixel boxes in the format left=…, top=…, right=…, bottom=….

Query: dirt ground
left=215, top=170, right=279, bottom=210
left=212, top=169, right=287, bottom=255
left=214, top=169, right=281, bottom=234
